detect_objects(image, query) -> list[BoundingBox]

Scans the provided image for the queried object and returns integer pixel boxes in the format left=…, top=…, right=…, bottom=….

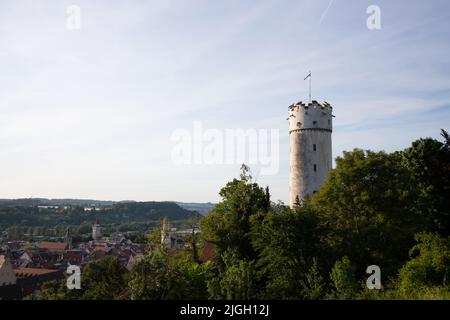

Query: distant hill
left=0, top=200, right=202, bottom=229
left=0, top=198, right=216, bottom=215
left=106, top=201, right=202, bottom=222
left=0, top=198, right=121, bottom=207
left=176, top=202, right=216, bottom=215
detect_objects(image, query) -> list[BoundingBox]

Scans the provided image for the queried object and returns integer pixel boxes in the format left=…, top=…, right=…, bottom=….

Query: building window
left=314, top=164, right=317, bottom=172
left=313, top=144, right=316, bottom=151
left=313, top=121, right=317, bottom=125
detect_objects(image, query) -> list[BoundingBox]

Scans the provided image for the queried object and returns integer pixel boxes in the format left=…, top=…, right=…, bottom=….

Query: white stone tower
left=161, top=218, right=171, bottom=248
left=288, top=100, right=333, bottom=207
left=64, top=227, right=72, bottom=250
left=92, top=217, right=102, bottom=240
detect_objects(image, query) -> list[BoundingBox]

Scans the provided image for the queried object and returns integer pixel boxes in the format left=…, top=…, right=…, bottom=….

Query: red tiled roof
left=91, top=241, right=108, bottom=247
left=90, top=251, right=107, bottom=261
left=200, top=241, right=215, bottom=262
left=63, top=252, right=82, bottom=257
left=92, top=246, right=111, bottom=253
left=62, top=252, right=82, bottom=264
left=14, top=268, right=61, bottom=277
left=37, top=241, right=68, bottom=251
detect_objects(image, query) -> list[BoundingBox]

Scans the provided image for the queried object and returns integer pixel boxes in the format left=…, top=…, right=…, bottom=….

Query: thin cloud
left=319, top=0, right=334, bottom=26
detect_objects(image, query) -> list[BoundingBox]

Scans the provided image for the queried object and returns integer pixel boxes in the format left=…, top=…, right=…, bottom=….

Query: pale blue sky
left=0, top=0, right=449, bottom=203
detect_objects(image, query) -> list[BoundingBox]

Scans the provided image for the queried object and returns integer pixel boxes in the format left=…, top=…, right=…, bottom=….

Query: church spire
left=64, top=227, right=72, bottom=250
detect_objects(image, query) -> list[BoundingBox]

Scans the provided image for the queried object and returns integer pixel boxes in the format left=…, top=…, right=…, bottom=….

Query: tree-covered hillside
left=0, top=201, right=201, bottom=235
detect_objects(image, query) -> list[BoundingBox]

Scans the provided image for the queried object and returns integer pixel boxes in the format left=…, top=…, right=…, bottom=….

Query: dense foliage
left=36, top=131, right=450, bottom=300
left=39, top=256, right=128, bottom=300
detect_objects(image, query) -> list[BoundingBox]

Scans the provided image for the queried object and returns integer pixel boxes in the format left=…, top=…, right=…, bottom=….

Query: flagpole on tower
left=304, top=71, right=312, bottom=103
left=309, top=70, right=311, bottom=103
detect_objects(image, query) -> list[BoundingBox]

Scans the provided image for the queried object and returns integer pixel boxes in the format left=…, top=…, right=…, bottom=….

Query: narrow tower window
left=313, top=144, right=317, bottom=151
left=314, top=164, right=317, bottom=172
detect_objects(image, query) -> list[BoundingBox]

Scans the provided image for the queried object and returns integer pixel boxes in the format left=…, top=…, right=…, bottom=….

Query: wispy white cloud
left=319, top=0, right=335, bottom=26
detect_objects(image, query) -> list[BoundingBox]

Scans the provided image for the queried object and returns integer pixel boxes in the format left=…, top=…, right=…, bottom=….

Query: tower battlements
left=288, top=100, right=333, bottom=134
left=288, top=100, right=333, bottom=111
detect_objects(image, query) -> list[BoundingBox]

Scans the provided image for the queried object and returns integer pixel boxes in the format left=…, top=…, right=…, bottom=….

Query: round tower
left=92, top=217, right=102, bottom=241
left=288, top=100, right=333, bottom=207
